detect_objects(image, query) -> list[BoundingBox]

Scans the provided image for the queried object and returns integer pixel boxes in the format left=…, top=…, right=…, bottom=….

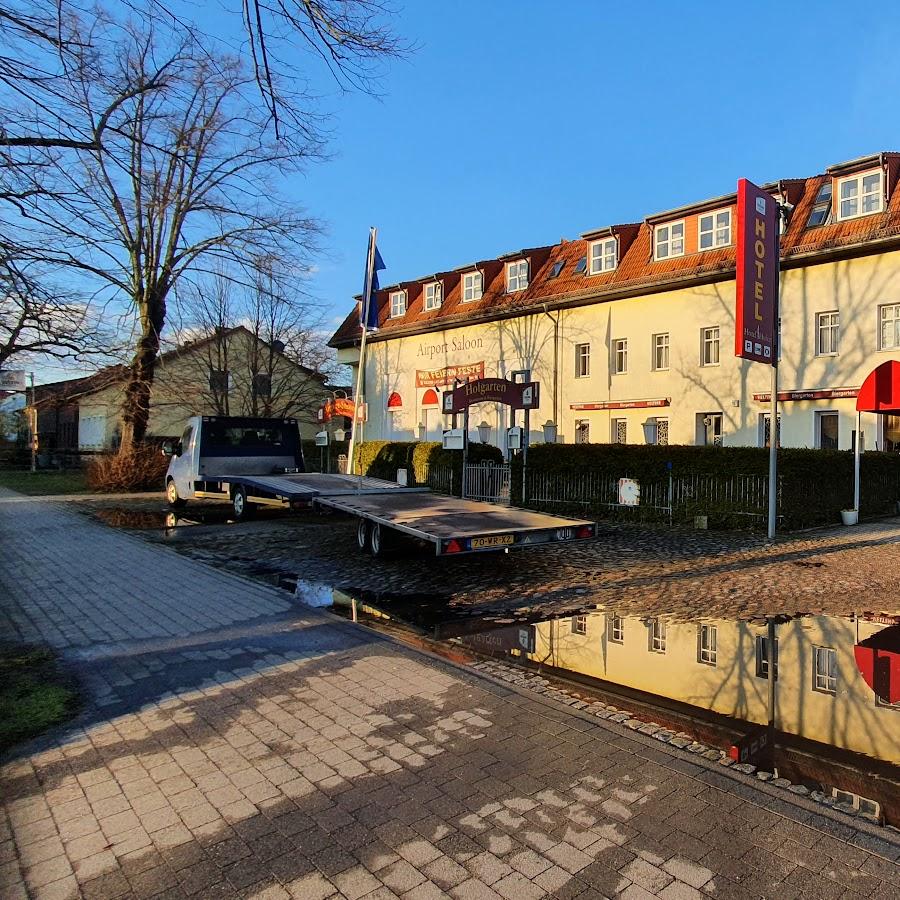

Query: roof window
left=574, top=256, right=587, bottom=275
left=806, top=182, right=833, bottom=228
left=549, top=260, right=565, bottom=279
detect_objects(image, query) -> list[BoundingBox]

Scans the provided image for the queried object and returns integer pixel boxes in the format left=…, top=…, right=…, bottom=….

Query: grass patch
left=0, top=469, right=89, bottom=495
left=0, top=644, right=80, bottom=753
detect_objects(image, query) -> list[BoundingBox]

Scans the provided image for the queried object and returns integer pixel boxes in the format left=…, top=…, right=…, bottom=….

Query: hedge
left=510, top=443, right=900, bottom=530
left=353, top=440, right=503, bottom=495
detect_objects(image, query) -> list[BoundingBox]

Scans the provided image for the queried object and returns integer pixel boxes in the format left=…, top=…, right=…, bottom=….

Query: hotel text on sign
left=735, top=178, right=778, bottom=365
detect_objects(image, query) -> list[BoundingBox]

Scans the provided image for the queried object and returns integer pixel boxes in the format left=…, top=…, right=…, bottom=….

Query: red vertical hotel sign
left=735, top=179, right=778, bottom=365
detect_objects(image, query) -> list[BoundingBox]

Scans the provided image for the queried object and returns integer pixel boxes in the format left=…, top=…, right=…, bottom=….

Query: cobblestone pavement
left=1, top=493, right=899, bottom=900
left=70, top=496, right=900, bottom=627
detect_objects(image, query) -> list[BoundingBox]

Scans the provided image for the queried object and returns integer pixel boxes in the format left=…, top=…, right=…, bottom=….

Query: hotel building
left=330, top=152, right=900, bottom=453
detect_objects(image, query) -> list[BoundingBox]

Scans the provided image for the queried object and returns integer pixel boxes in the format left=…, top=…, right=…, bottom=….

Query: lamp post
left=477, top=421, right=490, bottom=444
left=542, top=420, right=557, bottom=444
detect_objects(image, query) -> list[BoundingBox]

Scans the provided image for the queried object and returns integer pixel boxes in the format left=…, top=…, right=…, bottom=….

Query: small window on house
left=589, top=238, right=618, bottom=274
left=653, top=333, right=669, bottom=371
left=654, top=221, right=684, bottom=260
left=879, top=303, right=900, bottom=351
left=574, top=256, right=587, bottom=274
left=837, top=170, right=883, bottom=220
left=816, top=411, right=839, bottom=450
left=701, top=326, right=720, bottom=366
left=698, top=624, right=717, bottom=666
left=806, top=181, right=833, bottom=228
left=755, top=635, right=778, bottom=680
left=575, top=343, right=590, bottom=378
left=252, top=373, right=272, bottom=398
left=462, top=271, right=483, bottom=302
left=813, top=646, right=837, bottom=693
left=549, top=260, right=565, bottom=279
left=571, top=615, right=587, bottom=635
left=390, top=290, right=407, bottom=318
left=424, top=281, right=442, bottom=311
left=607, top=614, right=624, bottom=644
left=760, top=413, right=782, bottom=449
left=575, top=419, right=590, bottom=444
left=655, top=418, right=669, bottom=446
left=700, top=412, right=723, bottom=447
left=209, top=370, right=230, bottom=394
left=649, top=618, right=666, bottom=653
left=612, top=418, right=627, bottom=444
left=698, top=209, right=731, bottom=250
left=613, top=338, right=628, bottom=374
left=506, top=260, right=529, bottom=292
left=816, top=311, right=840, bottom=355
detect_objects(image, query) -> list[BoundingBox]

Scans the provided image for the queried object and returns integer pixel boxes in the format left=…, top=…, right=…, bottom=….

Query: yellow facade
left=339, top=250, right=900, bottom=451
left=523, top=611, right=899, bottom=764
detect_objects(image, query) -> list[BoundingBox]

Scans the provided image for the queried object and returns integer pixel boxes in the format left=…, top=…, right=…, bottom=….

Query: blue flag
left=360, top=238, right=386, bottom=331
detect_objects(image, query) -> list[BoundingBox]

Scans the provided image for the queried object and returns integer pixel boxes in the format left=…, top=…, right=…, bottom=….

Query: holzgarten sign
left=442, top=378, right=540, bottom=414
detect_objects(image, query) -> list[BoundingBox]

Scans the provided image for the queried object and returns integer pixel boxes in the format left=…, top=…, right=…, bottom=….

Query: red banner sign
left=416, top=362, right=485, bottom=388
left=735, top=179, right=778, bottom=365
left=569, top=398, right=671, bottom=411
left=753, top=388, right=859, bottom=403
left=318, top=397, right=363, bottom=421
left=442, top=378, right=540, bottom=414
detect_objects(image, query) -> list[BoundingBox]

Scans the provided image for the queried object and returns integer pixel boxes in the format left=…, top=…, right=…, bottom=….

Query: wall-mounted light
left=642, top=419, right=658, bottom=445
left=542, top=420, right=557, bottom=444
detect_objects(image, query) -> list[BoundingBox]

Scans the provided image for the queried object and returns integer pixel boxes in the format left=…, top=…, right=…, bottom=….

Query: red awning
left=854, top=624, right=900, bottom=704
left=856, top=360, right=900, bottom=413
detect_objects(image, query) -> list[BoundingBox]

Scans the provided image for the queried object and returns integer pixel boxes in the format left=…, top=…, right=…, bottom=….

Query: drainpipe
left=542, top=303, right=560, bottom=430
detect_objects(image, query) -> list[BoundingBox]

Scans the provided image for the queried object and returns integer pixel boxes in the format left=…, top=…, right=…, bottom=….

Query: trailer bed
left=206, top=472, right=426, bottom=502
left=318, top=491, right=596, bottom=555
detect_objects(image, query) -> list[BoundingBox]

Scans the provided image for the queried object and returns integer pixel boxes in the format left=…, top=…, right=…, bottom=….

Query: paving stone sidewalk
left=1, top=494, right=898, bottom=900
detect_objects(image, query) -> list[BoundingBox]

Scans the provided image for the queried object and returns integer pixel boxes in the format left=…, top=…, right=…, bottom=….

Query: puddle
left=88, top=505, right=284, bottom=531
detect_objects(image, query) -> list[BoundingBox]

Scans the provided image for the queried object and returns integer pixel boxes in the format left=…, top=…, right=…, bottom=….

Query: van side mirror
left=161, top=440, right=174, bottom=458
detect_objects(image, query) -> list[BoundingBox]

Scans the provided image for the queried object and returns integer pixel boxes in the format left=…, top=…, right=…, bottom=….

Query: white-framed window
left=755, top=635, right=778, bottom=680
left=655, top=418, right=669, bottom=446
left=701, top=326, right=720, bottom=366
left=607, top=614, right=624, bottom=644
left=654, top=221, right=684, bottom=260
left=613, top=338, right=628, bottom=374
left=589, top=238, right=618, bottom=274
left=390, top=290, right=407, bottom=318
left=698, top=209, right=732, bottom=250
left=612, top=418, right=627, bottom=444
left=575, top=419, right=590, bottom=444
left=879, top=303, right=900, bottom=351
left=462, top=271, right=483, bottom=302
left=424, top=281, right=442, bottom=311
left=813, top=646, right=837, bottom=694
left=837, top=170, right=883, bottom=220
left=506, top=259, right=529, bottom=292
left=575, top=343, right=590, bottom=378
left=816, top=411, right=839, bottom=450
left=649, top=618, right=666, bottom=653
left=760, top=413, right=782, bottom=449
left=698, top=624, right=717, bottom=666
left=816, top=311, right=840, bottom=356
left=653, top=333, right=669, bottom=371
left=571, top=615, right=587, bottom=636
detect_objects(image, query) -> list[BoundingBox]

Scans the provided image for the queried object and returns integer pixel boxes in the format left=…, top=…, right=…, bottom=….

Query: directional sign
left=0, top=370, right=27, bottom=391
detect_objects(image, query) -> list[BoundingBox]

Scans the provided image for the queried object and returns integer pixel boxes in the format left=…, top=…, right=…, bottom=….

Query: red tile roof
left=330, top=153, right=900, bottom=349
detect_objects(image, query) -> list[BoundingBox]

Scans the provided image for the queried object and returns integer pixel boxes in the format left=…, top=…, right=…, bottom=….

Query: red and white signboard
left=570, top=398, right=670, bottom=412
left=735, top=179, right=778, bottom=365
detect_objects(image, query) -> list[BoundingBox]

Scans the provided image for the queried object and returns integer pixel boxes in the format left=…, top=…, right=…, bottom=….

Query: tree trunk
left=119, top=305, right=163, bottom=453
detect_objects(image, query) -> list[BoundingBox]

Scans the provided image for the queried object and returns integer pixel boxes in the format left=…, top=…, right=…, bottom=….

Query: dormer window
left=654, top=221, right=684, bottom=260
left=698, top=209, right=731, bottom=250
left=424, top=281, right=442, bottom=311
left=506, top=259, right=529, bottom=292
left=389, top=290, right=407, bottom=318
left=806, top=182, right=832, bottom=228
left=837, top=170, right=883, bottom=220
left=589, top=238, right=617, bottom=274
left=462, top=271, right=483, bottom=302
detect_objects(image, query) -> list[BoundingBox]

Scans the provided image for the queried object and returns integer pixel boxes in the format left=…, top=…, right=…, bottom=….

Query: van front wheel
left=166, top=480, right=186, bottom=509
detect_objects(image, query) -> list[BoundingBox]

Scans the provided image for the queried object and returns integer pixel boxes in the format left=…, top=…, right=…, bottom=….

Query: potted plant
left=840, top=508, right=858, bottom=526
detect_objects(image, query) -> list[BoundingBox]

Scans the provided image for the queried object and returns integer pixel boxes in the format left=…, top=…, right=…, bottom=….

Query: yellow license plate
left=471, top=534, right=514, bottom=549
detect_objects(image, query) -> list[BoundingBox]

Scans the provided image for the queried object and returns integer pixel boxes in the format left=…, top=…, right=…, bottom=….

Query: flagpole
left=347, top=227, right=377, bottom=478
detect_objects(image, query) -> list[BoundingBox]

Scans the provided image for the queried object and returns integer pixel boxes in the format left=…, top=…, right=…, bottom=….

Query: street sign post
left=736, top=179, right=781, bottom=539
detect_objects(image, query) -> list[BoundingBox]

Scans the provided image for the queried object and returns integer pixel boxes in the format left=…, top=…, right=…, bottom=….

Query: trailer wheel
left=356, top=518, right=369, bottom=552
left=166, top=479, right=186, bottom=509
left=231, top=485, right=255, bottom=521
left=369, top=522, right=388, bottom=558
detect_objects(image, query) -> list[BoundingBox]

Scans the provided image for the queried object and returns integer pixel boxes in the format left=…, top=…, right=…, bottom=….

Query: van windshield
left=200, top=420, right=299, bottom=457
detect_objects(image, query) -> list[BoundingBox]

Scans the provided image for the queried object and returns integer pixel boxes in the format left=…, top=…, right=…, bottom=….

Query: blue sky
left=32, top=0, right=900, bottom=381
left=288, top=1, right=900, bottom=333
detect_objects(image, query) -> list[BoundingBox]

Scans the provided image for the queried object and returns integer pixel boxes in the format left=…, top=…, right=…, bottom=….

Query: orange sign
left=416, top=362, right=484, bottom=388
left=318, top=397, right=364, bottom=422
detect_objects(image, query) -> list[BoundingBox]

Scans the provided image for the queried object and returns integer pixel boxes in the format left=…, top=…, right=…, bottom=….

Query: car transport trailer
left=317, top=490, right=596, bottom=557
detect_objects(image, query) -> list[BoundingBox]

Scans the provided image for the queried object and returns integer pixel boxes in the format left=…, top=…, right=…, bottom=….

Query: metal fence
left=526, top=469, right=778, bottom=526
left=463, top=462, right=511, bottom=505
